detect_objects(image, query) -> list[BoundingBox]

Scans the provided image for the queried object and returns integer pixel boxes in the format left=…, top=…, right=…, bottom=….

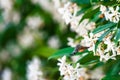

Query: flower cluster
left=56, top=0, right=120, bottom=62
left=58, top=2, right=80, bottom=25
left=100, top=5, right=120, bottom=23
left=58, top=2, right=96, bottom=34
left=26, top=57, right=45, bottom=80
left=57, top=56, right=88, bottom=80
left=88, top=33, right=120, bottom=62
left=1, top=68, right=12, bottom=80
left=58, top=1, right=96, bottom=47
left=0, top=0, right=20, bottom=24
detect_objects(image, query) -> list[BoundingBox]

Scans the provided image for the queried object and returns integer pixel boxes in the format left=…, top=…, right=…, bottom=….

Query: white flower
left=57, top=56, right=68, bottom=75
left=100, top=5, right=120, bottom=23
left=18, top=28, right=34, bottom=48
left=83, top=32, right=118, bottom=62
left=97, top=43, right=116, bottom=62
left=71, top=55, right=80, bottom=62
left=6, top=43, right=21, bottom=57
left=57, top=56, right=88, bottom=80
left=108, top=6, right=120, bottom=23
left=0, top=0, right=13, bottom=11
left=67, top=37, right=78, bottom=47
left=89, top=67, right=105, bottom=80
left=58, top=4, right=72, bottom=24
left=85, top=22, right=96, bottom=30
left=58, top=2, right=79, bottom=24
left=0, top=0, right=21, bottom=24
left=52, top=0, right=68, bottom=8
left=47, top=36, right=61, bottom=49
left=80, top=33, right=98, bottom=53
left=70, top=15, right=83, bottom=32
left=100, top=5, right=110, bottom=21
left=52, top=0, right=61, bottom=8
left=104, top=37, right=116, bottom=55
left=2, top=68, right=12, bottom=80
left=26, top=16, right=43, bottom=30
left=80, top=31, right=119, bottom=62
left=100, top=5, right=107, bottom=14
left=75, top=19, right=89, bottom=36
left=75, top=19, right=96, bottom=36
left=1, top=10, right=20, bottom=24
left=27, top=57, right=45, bottom=80
left=96, top=35, right=117, bottom=62
left=12, top=11, right=20, bottom=24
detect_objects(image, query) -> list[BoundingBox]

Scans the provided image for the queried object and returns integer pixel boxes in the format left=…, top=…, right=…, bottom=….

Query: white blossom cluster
left=58, top=2, right=80, bottom=25
left=1, top=68, right=12, bottom=80
left=57, top=56, right=88, bottom=80
left=89, top=67, right=105, bottom=80
left=58, top=2, right=96, bottom=35
left=58, top=1, right=96, bottom=45
left=56, top=0, right=120, bottom=62
left=26, top=57, right=45, bottom=80
left=0, top=0, right=20, bottom=24
left=77, top=30, right=120, bottom=62
left=58, top=56, right=105, bottom=80
left=18, top=28, right=35, bottom=48
left=100, top=5, right=120, bottom=23
left=52, top=0, right=68, bottom=9
left=47, top=36, right=61, bottom=49
left=26, top=16, right=44, bottom=30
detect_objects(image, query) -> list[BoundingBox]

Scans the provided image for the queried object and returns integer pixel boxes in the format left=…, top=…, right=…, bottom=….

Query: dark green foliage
left=92, top=22, right=116, bottom=34
left=49, top=47, right=74, bottom=59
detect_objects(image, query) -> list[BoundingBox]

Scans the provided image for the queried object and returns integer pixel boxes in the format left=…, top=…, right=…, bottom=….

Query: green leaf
left=83, top=59, right=99, bottom=66
left=108, top=60, right=120, bottom=75
left=90, top=0, right=99, bottom=4
left=92, top=22, right=116, bottom=34
left=99, top=29, right=112, bottom=41
left=48, top=47, right=74, bottom=60
left=114, top=28, right=120, bottom=43
left=91, top=12, right=100, bottom=22
left=91, top=62, right=104, bottom=70
left=102, top=75, right=120, bottom=80
left=71, top=0, right=90, bottom=4
left=32, top=46, right=57, bottom=58
left=76, top=7, right=90, bottom=16
left=77, top=52, right=99, bottom=64
left=80, top=6, right=99, bottom=21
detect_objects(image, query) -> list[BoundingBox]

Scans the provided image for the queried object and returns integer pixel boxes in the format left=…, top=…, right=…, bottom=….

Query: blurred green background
left=0, top=0, right=75, bottom=80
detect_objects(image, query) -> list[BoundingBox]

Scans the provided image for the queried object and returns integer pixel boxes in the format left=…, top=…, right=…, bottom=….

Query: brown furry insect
left=71, top=44, right=89, bottom=55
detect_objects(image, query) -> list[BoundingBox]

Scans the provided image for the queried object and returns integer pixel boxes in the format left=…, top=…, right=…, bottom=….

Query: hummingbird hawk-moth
left=71, top=44, right=89, bottom=55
